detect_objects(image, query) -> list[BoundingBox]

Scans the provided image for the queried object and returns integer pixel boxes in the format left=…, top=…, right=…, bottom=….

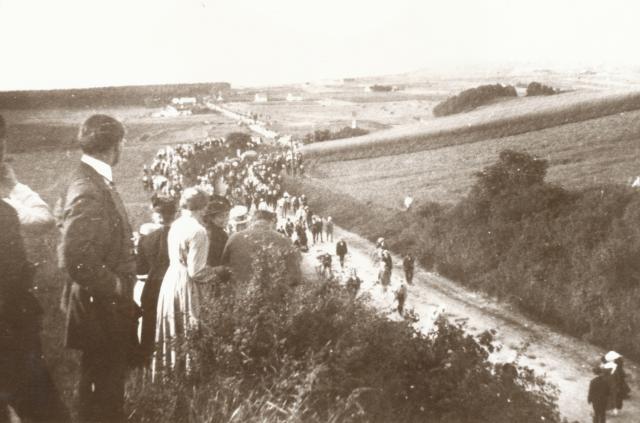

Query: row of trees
left=526, top=82, right=559, bottom=96
left=432, top=84, right=518, bottom=117
left=0, top=82, right=230, bottom=109
left=303, top=126, right=369, bottom=144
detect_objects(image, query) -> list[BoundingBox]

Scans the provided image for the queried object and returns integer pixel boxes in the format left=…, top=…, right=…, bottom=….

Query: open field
left=2, top=107, right=244, bottom=152
left=302, top=89, right=640, bottom=160
left=306, top=108, right=640, bottom=207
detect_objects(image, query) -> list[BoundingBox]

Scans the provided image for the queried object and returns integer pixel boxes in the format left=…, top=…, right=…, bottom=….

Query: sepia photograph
left=1, top=1, right=639, bottom=422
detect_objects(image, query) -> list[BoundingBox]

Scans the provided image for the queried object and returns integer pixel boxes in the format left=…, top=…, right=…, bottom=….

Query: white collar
left=81, top=154, right=113, bottom=183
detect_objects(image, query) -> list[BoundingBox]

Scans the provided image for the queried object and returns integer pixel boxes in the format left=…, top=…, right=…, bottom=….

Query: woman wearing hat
left=136, top=195, right=176, bottom=362
left=154, top=188, right=211, bottom=376
left=602, top=351, right=631, bottom=416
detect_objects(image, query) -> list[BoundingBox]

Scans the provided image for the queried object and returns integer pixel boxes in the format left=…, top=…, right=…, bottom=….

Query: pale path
left=296, top=224, right=639, bottom=423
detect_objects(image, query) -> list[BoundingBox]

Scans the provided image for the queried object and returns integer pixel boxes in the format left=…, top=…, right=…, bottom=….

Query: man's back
left=223, top=220, right=302, bottom=286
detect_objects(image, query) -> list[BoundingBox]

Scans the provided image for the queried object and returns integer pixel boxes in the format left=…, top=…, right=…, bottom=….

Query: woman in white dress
left=154, top=187, right=210, bottom=377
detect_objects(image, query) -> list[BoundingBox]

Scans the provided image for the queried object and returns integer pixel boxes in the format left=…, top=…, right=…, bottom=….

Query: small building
left=286, top=93, right=303, bottom=102
left=254, top=93, right=268, bottom=103
left=171, top=97, right=197, bottom=108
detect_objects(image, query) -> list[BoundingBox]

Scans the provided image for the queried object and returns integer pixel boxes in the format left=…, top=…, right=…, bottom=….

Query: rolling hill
left=302, top=89, right=640, bottom=207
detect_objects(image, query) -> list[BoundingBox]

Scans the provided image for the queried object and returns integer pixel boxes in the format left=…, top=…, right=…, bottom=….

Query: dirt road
left=297, top=224, right=639, bottom=423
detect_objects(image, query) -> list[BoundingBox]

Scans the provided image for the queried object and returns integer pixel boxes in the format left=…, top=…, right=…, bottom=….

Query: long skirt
left=153, top=264, right=202, bottom=379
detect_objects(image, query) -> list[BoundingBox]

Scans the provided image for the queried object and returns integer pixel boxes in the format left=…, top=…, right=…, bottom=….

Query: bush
left=303, top=126, right=370, bottom=144
left=127, top=248, right=561, bottom=422
left=433, top=84, right=517, bottom=117
left=526, top=82, right=558, bottom=97
left=288, top=149, right=640, bottom=361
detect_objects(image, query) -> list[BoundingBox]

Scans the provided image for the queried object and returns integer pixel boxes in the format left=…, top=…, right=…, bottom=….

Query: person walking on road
left=403, top=253, right=415, bottom=285
left=345, top=269, right=362, bottom=298
left=588, top=363, right=611, bottom=423
left=336, top=239, right=348, bottom=269
left=325, top=216, right=334, bottom=242
left=395, top=283, right=407, bottom=315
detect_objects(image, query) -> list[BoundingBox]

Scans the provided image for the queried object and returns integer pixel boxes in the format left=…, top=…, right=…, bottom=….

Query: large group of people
left=0, top=111, right=633, bottom=423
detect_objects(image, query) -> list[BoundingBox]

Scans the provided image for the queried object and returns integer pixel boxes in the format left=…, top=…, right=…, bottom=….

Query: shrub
left=127, top=248, right=561, bottom=422
left=433, top=84, right=517, bottom=117
left=288, top=149, right=640, bottom=360
left=303, top=126, right=370, bottom=144
left=526, top=82, right=558, bottom=96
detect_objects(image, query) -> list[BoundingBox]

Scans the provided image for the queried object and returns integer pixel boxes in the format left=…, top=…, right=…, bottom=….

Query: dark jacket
left=56, top=162, right=138, bottom=352
left=207, top=224, right=228, bottom=267
left=588, top=374, right=610, bottom=409
left=336, top=241, right=348, bottom=257
left=222, top=219, right=302, bottom=286
left=0, top=200, right=42, bottom=332
left=136, top=226, right=170, bottom=355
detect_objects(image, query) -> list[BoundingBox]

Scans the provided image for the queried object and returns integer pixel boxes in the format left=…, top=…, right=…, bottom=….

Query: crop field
left=304, top=95, right=640, bottom=208
left=302, top=89, right=640, bottom=160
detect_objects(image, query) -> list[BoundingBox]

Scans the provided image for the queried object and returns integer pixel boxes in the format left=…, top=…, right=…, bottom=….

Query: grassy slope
left=302, top=89, right=640, bottom=161
left=303, top=93, right=640, bottom=207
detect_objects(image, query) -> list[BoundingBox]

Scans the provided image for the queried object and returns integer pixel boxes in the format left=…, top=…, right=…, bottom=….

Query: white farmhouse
left=254, top=93, right=269, bottom=103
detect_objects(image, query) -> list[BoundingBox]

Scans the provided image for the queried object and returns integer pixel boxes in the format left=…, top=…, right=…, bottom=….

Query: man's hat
left=205, top=195, right=231, bottom=216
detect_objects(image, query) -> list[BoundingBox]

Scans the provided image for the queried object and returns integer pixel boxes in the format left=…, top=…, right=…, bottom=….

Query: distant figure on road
left=345, top=269, right=362, bottom=298
left=588, top=363, right=611, bottom=423
left=325, top=216, right=334, bottom=242
left=403, top=253, right=415, bottom=285
left=395, top=283, right=407, bottom=315
left=378, top=249, right=392, bottom=292
left=336, top=239, right=348, bottom=268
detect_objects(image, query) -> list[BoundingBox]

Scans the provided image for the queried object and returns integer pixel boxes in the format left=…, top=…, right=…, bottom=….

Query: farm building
left=171, top=97, right=197, bottom=106
left=254, top=93, right=269, bottom=103
left=286, top=93, right=303, bottom=102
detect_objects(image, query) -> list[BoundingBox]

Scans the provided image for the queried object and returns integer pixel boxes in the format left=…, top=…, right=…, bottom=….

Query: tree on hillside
left=473, top=150, right=549, bottom=197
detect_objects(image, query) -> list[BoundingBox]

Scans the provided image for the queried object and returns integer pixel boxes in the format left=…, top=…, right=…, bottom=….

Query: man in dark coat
left=204, top=195, right=231, bottom=267
left=135, top=195, right=176, bottom=362
left=56, top=115, right=140, bottom=423
left=1, top=188, right=70, bottom=422
left=336, top=239, right=348, bottom=268
left=588, top=364, right=611, bottom=423
left=402, top=253, right=415, bottom=285
left=222, top=210, right=302, bottom=287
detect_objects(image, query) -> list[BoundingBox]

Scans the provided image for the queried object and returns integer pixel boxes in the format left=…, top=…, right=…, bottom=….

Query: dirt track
left=297, top=224, right=639, bottom=423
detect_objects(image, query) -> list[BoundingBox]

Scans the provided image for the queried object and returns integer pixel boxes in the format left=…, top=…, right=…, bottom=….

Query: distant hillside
left=0, top=82, right=231, bottom=109
left=302, top=89, right=640, bottom=161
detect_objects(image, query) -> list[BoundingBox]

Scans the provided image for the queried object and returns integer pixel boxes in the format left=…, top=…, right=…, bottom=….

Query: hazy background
left=1, top=0, right=639, bottom=89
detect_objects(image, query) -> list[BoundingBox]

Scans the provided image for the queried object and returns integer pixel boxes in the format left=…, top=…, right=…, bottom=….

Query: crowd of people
left=0, top=112, right=632, bottom=423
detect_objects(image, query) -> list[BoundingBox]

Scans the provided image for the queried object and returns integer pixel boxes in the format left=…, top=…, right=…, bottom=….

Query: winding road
left=297, top=224, right=639, bottom=423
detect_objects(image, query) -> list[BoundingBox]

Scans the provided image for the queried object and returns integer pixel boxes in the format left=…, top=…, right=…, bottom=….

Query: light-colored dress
left=154, top=210, right=209, bottom=375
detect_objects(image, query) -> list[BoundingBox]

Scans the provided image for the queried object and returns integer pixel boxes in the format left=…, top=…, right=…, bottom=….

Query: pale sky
left=0, top=0, right=638, bottom=90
